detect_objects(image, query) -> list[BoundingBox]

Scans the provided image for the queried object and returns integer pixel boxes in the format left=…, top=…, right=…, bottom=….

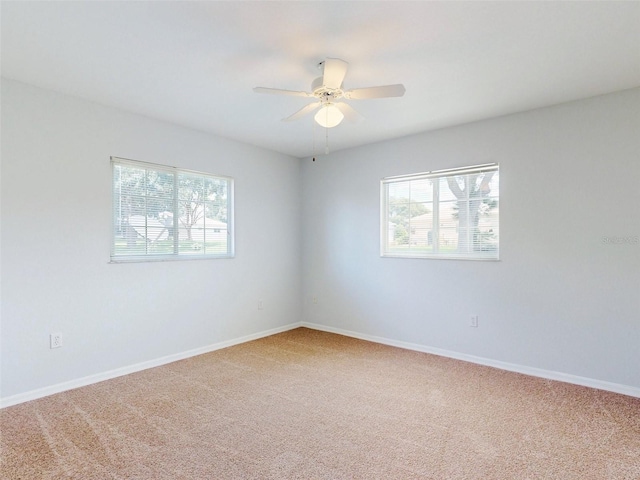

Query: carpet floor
left=1, top=327, right=639, bottom=479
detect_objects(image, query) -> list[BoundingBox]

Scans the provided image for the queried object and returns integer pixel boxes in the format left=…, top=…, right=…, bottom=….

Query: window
left=111, top=157, right=234, bottom=262
left=381, top=163, right=499, bottom=260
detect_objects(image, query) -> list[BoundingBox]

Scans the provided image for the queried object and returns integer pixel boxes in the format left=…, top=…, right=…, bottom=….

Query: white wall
left=1, top=79, right=302, bottom=400
left=301, top=88, right=640, bottom=390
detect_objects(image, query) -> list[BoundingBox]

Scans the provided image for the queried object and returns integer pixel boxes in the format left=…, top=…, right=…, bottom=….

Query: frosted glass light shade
left=314, top=104, right=344, bottom=128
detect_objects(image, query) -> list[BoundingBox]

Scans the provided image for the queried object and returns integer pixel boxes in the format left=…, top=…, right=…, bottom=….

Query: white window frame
left=381, top=163, right=499, bottom=260
left=111, top=157, right=234, bottom=263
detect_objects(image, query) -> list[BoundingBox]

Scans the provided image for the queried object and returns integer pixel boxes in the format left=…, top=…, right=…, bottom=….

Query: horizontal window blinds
left=111, top=157, right=234, bottom=262
left=381, top=164, right=499, bottom=260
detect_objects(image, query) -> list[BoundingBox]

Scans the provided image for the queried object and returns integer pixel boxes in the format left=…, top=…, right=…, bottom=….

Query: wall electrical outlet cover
left=50, top=333, right=63, bottom=348
left=470, top=316, right=479, bottom=328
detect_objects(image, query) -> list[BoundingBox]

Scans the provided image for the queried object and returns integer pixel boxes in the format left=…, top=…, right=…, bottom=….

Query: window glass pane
left=408, top=203, right=430, bottom=244
left=146, top=170, right=174, bottom=198
left=179, top=174, right=204, bottom=200
left=487, top=173, right=499, bottom=197
left=439, top=177, right=459, bottom=201
left=128, top=199, right=147, bottom=218
left=409, top=179, right=433, bottom=202
left=179, top=200, right=204, bottom=236
left=388, top=182, right=410, bottom=200
left=179, top=226, right=205, bottom=255
left=438, top=200, right=460, bottom=253
left=387, top=188, right=410, bottom=248
left=203, top=228, right=228, bottom=255
left=117, top=240, right=146, bottom=256
left=476, top=197, right=499, bottom=253
left=409, top=203, right=433, bottom=250
left=118, top=166, right=146, bottom=197
left=145, top=198, right=168, bottom=220
left=203, top=200, right=226, bottom=222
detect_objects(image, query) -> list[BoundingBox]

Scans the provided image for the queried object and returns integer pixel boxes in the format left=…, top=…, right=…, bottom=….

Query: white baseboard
left=301, top=322, right=640, bottom=399
left=4, top=321, right=637, bottom=408
left=0, top=322, right=302, bottom=409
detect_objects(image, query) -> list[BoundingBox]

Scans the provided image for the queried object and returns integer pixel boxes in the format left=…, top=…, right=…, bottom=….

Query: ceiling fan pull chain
left=325, top=124, right=330, bottom=154
left=312, top=118, right=317, bottom=161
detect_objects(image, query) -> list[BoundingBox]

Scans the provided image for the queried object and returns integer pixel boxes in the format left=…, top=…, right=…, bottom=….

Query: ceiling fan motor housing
left=311, top=76, right=343, bottom=104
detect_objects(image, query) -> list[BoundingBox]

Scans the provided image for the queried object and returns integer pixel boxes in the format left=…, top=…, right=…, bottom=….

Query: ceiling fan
left=254, top=58, right=406, bottom=128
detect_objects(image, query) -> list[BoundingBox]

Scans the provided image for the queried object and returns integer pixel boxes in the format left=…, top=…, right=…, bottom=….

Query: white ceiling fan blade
left=322, top=58, right=349, bottom=89
left=254, top=87, right=312, bottom=97
left=344, top=84, right=406, bottom=100
left=334, top=103, right=362, bottom=123
left=282, top=102, right=322, bottom=122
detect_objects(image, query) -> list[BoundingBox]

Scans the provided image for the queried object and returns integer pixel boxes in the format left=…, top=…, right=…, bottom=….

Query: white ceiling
left=2, top=1, right=639, bottom=159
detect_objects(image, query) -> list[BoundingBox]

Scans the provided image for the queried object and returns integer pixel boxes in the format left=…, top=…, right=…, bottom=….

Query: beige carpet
left=1, top=327, right=639, bottom=479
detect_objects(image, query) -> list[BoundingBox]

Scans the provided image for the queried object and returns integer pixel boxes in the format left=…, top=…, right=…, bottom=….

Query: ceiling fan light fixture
left=314, top=104, right=344, bottom=128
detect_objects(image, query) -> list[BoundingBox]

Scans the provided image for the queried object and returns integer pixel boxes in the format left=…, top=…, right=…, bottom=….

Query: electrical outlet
left=470, top=315, right=479, bottom=328
left=50, top=333, right=63, bottom=348
left=258, top=300, right=264, bottom=310
left=312, top=296, right=318, bottom=304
